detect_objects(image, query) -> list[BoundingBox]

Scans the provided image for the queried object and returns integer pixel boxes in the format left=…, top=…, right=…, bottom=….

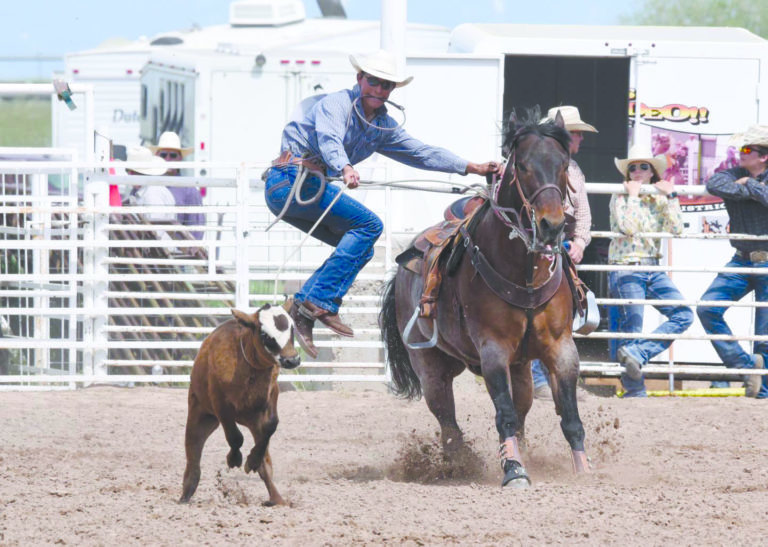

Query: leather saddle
left=395, top=197, right=487, bottom=318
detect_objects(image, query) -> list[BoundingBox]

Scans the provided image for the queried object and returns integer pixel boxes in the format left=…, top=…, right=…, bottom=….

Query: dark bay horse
left=379, top=110, right=589, bottom=488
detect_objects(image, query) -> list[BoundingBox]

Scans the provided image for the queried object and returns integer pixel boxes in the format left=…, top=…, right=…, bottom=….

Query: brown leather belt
left=735, top=249, right=768, bottom=263
left=271, top=150, right=325, bottom=174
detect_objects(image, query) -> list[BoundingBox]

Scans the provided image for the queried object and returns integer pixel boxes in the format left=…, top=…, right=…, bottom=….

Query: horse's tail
left=379, top=274, right=422, bottom=400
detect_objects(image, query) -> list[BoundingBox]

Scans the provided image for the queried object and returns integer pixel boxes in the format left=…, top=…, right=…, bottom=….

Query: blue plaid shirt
left=280, top=84, right=468, bottom=177
left=706, top=166, right=768, bottom=252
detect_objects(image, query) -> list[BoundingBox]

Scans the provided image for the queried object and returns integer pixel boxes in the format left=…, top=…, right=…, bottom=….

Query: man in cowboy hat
left=148, top=131, right=205, bottom=239
left=531, top=105, right=596, bottom=400
left=264, top=49, right=502, bottom=358
left=697, top=125, right=768, bottom=399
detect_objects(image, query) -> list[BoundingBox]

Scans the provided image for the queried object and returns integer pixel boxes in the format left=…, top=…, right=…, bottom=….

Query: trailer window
left=140, top=85, right=147, bottom=120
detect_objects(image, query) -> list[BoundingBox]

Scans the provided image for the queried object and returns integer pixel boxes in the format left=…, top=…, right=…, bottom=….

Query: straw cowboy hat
left=614, top=143, right=667, bottom=178
left=544, top=106, right=598, bottom=133
left=730, top=125, right=768, bottom=149
left=147, top=131, right=194, bottom=158
left=349, top=49, right=413, bottom=88
left=124, top=145, right=168, bottom=176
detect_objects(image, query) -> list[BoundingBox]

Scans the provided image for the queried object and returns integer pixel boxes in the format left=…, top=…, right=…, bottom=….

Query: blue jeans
left=265, top=166, right=383, bottom=313
left=696, top=254, right=768, bottom=399
left=531, top=360, right=549, bottom=388
left=608, top=270, right=694, bottom=397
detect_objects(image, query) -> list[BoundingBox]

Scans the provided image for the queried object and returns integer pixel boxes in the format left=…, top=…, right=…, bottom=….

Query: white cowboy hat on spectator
left=123, top=145, right=168, bottom=176
left=730, top=125, right=768, bottom=149
left=349, top=49, right=413, bottom=88
left=544, top=106, right=598, bottom=133
left=614, top=143, right=667, bottom=178
left=147, top=131, right=194, bottom=158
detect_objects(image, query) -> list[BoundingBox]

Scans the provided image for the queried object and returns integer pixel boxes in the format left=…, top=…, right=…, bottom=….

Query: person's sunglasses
left=628, top=162, right=651, bottom=173
left=364, top=75, right=396, bottom=91
left=740, top=145, right=766, bottom=155
left=158, top=151, right=181, bottom=159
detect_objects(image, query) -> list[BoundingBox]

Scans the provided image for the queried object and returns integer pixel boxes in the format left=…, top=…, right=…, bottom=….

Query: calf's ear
left=231, top=308, right=259, bottom=330
left=282, top=296, right=294, bottom=313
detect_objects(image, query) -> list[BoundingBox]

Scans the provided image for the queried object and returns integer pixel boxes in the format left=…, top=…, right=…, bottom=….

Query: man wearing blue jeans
left=696, top=126, right=768, bottom=399
left=265, top=50, right=500, bottom=358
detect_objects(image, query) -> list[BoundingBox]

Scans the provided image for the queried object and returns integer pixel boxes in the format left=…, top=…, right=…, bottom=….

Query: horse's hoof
left=227, top=450, right=243, bottom=468
left=501, top=459, right=531, bottom=488
left=503, top=477, right=531, bottom=489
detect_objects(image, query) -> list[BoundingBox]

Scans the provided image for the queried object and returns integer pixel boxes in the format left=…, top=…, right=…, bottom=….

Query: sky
left=0, top=0, right=631, bottom=80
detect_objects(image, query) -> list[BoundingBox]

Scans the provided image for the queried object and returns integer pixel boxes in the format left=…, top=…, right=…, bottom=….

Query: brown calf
left=179, top=301, right=299, bottom=505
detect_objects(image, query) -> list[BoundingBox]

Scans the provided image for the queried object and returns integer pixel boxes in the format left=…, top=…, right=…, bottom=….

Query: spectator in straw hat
left=148, top=131, right=204, bottom=240
left=124, top=145, right=175, bottom=222
left=531, top=105, right=596, bottom=400
left=608, top=144, right=693, bottom=397
left=697, top=125, right=768, bottom=399
left=264, top=49, right=502, bottom=359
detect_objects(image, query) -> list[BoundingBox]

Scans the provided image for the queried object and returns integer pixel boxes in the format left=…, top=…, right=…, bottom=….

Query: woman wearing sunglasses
left=607, top=144, right=693, bottom=397
left=697, top=126, right=768, bottom=399
left=264, top=49, right=502, bottom=358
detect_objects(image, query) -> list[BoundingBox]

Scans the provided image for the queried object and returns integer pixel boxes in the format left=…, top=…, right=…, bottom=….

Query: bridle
left=487, top=133, right=568, bottom=254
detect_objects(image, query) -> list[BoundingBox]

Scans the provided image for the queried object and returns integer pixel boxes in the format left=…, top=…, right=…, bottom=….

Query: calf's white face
left=257, top=304, right=293, bottom=356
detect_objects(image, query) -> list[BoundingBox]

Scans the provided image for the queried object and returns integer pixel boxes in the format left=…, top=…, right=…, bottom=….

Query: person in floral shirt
left=608, top=144, right=693, bottom=397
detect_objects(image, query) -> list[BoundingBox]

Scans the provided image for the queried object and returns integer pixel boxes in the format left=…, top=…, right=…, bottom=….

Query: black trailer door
left=503, top=55, right=630, bottom=334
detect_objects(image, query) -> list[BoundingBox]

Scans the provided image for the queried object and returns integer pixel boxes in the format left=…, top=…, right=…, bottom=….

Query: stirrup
left=402, top=306, right=438, bottom=350
left=573, top=289, right=600, bottom=335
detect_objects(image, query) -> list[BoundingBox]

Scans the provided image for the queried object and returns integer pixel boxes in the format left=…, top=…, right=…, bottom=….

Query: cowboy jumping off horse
left=264, top=49, right=501, bottom=358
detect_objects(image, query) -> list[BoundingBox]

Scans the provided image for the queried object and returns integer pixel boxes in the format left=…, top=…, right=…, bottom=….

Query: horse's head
left=498, top=108, right=571, bottom=249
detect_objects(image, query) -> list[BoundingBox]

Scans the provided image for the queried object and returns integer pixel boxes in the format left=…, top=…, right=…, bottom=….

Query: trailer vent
left=150, top=36, right=184, bottom=46
left=229, top=0, right=305, bottom=27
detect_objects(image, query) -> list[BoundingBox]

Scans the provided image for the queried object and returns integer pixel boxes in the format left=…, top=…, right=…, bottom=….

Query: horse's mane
left=501, top=107, right=571, bottom=157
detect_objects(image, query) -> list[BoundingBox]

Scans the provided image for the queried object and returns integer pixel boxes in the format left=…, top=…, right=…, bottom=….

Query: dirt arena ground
left=1, top=378, right=767, bottom=546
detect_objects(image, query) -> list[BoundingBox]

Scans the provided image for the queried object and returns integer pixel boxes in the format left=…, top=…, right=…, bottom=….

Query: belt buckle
left=750, top=251, right=768, bottom=263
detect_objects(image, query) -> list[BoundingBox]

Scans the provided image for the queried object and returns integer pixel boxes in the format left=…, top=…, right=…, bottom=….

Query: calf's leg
left=257, top=449, right=286, bottom=506
left=179, top=401, right=219, bottom=503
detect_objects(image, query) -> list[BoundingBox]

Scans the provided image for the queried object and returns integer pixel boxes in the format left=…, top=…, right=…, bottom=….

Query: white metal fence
left=0, top=150, right=766, bottom=391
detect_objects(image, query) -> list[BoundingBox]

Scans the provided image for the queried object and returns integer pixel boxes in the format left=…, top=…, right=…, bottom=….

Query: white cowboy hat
left=544, top=106, right=598, bottom=133
left=614, top=143, right=667, bottom=179
left=123, top=145, right=168, bottom=176
left=147, top=131, right=194, bottom=158
left=731, top=125, right=768, bottom=149
left=349, top=49, right=413, bottom=88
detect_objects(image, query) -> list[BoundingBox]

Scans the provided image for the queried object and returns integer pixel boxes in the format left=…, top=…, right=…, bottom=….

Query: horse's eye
left=517, top=162, right=528, bottom=173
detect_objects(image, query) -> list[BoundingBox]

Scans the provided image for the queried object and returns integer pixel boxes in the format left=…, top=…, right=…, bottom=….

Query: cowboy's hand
left=735, top=176, right=750, bottom=185
left=623, top=179, right=642, bottom=198
left=342, top=165, right=360, bottom=189
left=654, top=179, right=676, bottom=195
left=466, top=161, right=503, bottom=176
left=568, top=239, right=585, bottom=264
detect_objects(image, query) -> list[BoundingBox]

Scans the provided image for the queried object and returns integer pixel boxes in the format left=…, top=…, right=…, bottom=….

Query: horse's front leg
left=548, top=338, right=590, bottom=473
left=480, top=343, right=530, bottom=488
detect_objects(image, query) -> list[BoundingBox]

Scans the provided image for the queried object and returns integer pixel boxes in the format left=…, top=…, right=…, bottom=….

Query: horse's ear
left=553, top=110, right=565, bottom=129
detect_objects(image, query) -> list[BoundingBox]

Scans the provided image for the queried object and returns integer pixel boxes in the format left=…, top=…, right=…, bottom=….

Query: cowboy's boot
left=299, top=301, right=354, bottom=337
left=289, top=302, right=319, bottom=359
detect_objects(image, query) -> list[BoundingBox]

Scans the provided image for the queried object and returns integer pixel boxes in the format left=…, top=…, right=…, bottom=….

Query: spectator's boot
left=617, top=346, right=643, bottom=381
left=744, top=354, right=764, bottom=398
left=299, top=301, right=354, bottom=337
left=289, top=302, right=319, bottom=359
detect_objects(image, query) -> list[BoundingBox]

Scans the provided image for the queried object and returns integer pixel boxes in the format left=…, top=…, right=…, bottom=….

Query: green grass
left=0, top=97, right=51, bottom=147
